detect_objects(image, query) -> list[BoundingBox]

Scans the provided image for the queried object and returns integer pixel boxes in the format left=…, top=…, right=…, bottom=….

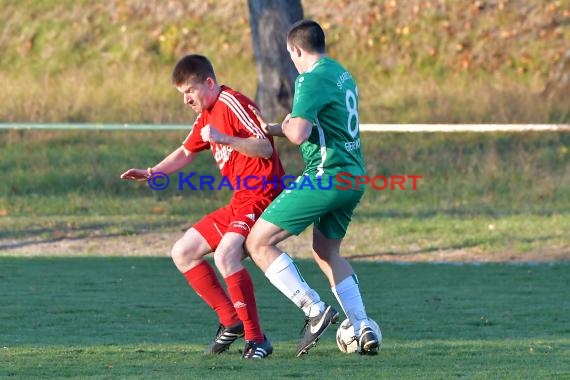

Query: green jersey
left=290, top=56, right=366, bottom=178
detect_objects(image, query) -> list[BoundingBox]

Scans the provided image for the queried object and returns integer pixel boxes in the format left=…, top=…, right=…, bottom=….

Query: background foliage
left=0, top=0, right=568, bottom=123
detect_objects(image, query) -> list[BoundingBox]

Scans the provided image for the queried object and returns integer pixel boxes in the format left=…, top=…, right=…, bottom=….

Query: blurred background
left=1, top=0, right=568, bottom=123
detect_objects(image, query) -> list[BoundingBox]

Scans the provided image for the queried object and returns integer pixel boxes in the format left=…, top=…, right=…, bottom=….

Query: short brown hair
left=171, top=55, right=217, bottom=85
left=287, top=20, right=325, bottom=54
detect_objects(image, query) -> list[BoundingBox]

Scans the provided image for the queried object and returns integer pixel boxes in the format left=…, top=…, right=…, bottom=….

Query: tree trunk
left=248, top=0, right=303, bottom=122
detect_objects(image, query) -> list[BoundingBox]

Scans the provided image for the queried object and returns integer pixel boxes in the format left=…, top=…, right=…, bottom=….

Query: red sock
left=184, top=261, right=239, bottom=327
left=224, top=268, right=264, bottom=342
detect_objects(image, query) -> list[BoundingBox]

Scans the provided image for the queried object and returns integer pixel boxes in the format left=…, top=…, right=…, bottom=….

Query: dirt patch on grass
left=1, top=231, right=568, bottom=263
left=348, top=247, right=570, bottom=263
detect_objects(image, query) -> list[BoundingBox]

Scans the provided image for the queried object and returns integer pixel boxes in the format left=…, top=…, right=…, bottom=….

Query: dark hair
left=171, top=54, right=217, bottom=85
left=287, top=19, right=326, bottom=54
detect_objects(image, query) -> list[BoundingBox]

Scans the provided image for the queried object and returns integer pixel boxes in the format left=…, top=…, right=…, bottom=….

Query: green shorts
left=261, top=175, right=365, bottom=239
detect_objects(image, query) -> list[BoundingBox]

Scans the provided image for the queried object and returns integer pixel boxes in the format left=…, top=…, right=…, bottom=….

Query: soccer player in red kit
left=121, top=54, right=284, bottom=359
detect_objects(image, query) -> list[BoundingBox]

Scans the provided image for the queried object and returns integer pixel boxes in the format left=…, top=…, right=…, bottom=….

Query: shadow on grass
left=0, top=219, right=189, bottom=250
left=0, top=232, right=131, bottom=251
left=357, top=207, right=570, bottom=219
left=351, top=234, right=561, bottom=259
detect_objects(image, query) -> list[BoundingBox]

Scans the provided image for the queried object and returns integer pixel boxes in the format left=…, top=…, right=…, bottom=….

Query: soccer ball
left=336, top=318, right=381, bottom=354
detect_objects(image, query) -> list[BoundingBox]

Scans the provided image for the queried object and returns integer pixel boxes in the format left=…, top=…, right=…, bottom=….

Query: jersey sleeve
left=182, top=113, right=210, bottom=152
left=290, top=73, right=327, bottom=122
left=218, top=91, right=267, bottom=139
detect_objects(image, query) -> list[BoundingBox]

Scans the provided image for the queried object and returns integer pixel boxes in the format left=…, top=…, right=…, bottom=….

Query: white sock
left=332, top=274, right=369, bottom=332
left=265, top=252, right=324, bottom=317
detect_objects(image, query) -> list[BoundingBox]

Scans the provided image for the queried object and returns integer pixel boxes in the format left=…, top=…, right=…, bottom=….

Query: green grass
left=1, top=130, right=568, bottom=214
left=1, top=129, right=568, bottom=257
left=1, top=257, right=569, bottom=378
left=1, top=213, right=568, bottom=260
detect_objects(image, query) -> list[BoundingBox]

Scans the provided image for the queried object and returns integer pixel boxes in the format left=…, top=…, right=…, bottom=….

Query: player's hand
left=120, top=168, right=152, bottom=182
left=248, top=105, right=270, bottom=134
left=201, top=124, right=228, bottom=144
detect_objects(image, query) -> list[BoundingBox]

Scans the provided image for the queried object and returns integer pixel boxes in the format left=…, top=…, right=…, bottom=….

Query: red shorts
left=193, top=199, right=271, bottom=250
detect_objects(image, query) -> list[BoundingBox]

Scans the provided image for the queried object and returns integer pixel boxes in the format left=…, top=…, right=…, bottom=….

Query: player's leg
left=214, top=231, right=272, bottom=359
left=246, top=185, right=340, bottom=357
left=171, top=227, right=212, bottom=273
left=247, top=218, right=338, bottom=357
left=171, top=210, right=243, bottom=354
left=310, top=229, right=352, bottom=285
left=313, top=191, right=381, bottom=355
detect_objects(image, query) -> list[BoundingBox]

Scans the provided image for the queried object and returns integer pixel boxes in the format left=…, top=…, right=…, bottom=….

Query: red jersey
left=182, top=85, right=284, bottom=204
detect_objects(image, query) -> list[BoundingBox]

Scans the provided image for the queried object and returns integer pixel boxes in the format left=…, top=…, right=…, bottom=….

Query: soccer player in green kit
left=246, top=19, right=381, bottom=357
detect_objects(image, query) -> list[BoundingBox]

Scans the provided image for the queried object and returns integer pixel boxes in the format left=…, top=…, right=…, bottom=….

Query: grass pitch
left=1, top=257, right=568, bottom=379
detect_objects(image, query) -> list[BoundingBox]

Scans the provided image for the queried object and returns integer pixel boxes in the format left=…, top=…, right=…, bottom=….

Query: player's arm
left=201, top=124, right=273, bottom=159
left=225, top=135, right=273, bottom=159
left=149, top=145, right=197, bottom=174
left=262, top=123, right=286, bottom=137
left=120, top=146, right=197, bottom=181
left=248, top=105, right=287, bottom=137
left=282, top=116, right=312, bottom=145
left=248, top=107, right=309, bottom=144
left=278, top=73, right=319, bottom=145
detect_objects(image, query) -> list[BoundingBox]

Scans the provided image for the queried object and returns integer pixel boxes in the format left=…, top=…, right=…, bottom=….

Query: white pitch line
left=0, top=123, right=569, bottom=132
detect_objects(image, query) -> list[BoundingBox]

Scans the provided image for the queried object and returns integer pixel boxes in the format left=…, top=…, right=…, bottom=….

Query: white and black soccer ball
left=336, top=318, right=381, bottom=354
